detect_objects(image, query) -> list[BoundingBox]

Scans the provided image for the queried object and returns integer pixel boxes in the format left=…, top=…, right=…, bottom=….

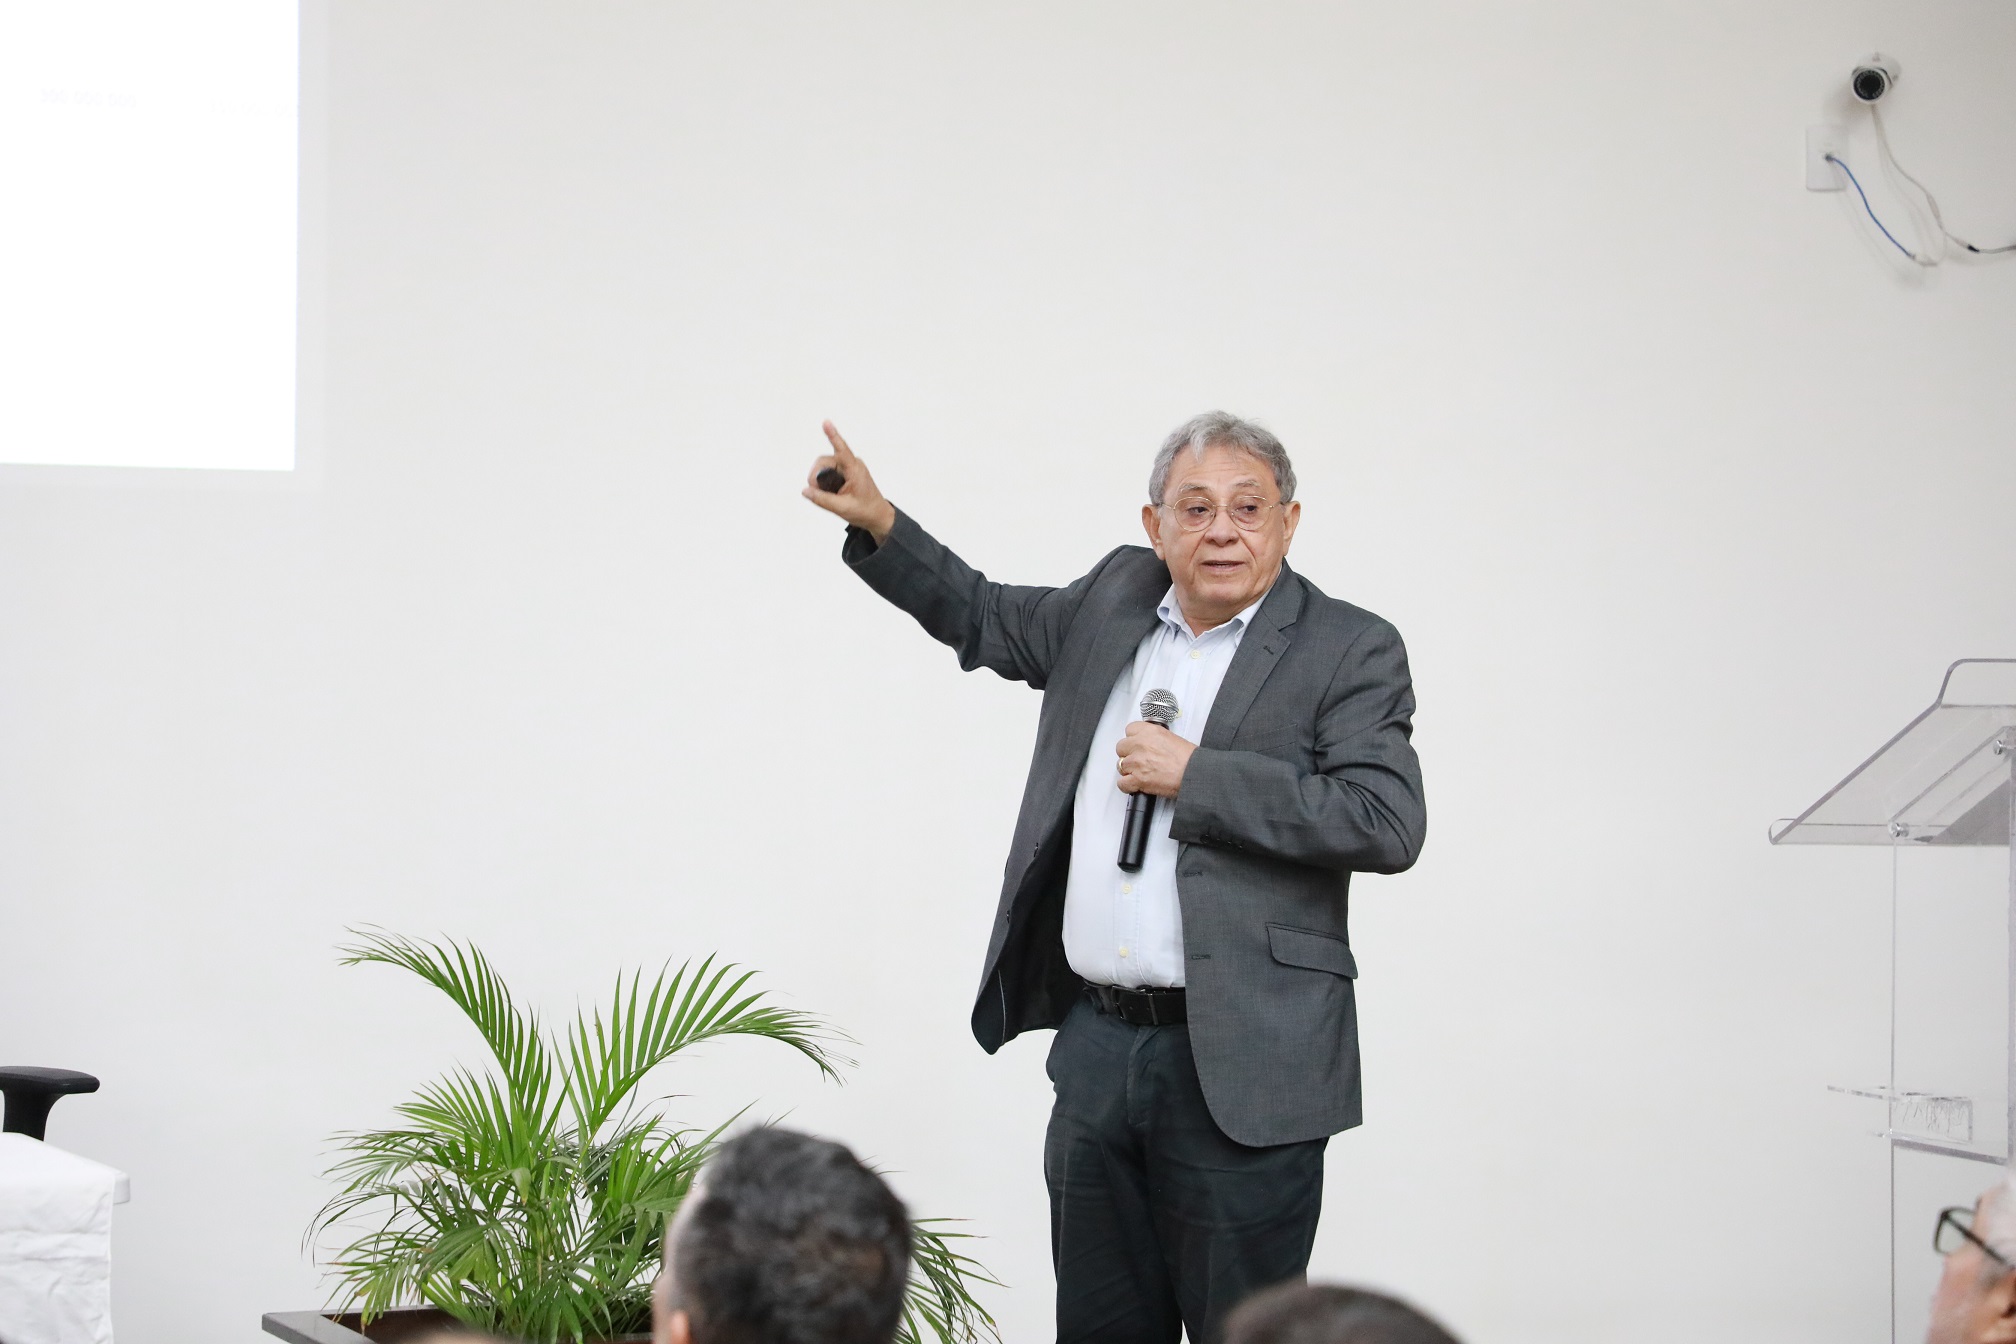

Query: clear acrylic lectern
left=1774, top=659, right=2016, bottom=1342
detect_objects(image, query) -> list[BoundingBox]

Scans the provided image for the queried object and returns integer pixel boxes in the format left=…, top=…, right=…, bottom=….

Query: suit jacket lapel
left=1199, top=566, right=1305, bottom=750
left=1050, top=559, right=1167, bottom=795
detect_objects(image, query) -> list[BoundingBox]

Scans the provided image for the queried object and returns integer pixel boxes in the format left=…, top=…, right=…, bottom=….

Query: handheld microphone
left=1117, top=688, right=1179, bottom=873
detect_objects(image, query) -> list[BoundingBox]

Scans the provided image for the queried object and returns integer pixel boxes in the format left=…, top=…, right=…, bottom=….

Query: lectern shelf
left=1775, top=659, right=2016, bottom=1344
left=1772, top=660, right=2016, bottom=848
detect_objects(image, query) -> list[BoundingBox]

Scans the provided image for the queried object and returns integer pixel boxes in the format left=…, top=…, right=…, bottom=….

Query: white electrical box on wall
left=1806, top=124, right=1847, bottom=191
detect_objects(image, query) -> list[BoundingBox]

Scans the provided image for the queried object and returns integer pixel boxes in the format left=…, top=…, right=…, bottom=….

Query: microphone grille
left=1139, top=688, right=1179, bottom=728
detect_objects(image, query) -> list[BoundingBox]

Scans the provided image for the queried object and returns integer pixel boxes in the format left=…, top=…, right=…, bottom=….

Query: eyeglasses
left=1157, top=496, right=1286, bottom=533
left=1935, top=1207, right=2015, bottom=1272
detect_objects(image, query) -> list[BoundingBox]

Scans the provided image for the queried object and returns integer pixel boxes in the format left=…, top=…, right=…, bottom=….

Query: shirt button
left=1121, top=883, right=1133, bottom=895
left=1189, top=650, right=1201, bottom=660
left=1118, top=946, right=1130, bottom=958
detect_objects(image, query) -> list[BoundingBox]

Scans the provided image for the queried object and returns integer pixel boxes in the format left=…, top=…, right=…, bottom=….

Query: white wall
left=3, top=2, right=2014, bottom=1340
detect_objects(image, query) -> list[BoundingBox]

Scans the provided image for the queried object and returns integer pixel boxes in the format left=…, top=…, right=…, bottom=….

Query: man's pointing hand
left=804, top=421, right=897, bottom=545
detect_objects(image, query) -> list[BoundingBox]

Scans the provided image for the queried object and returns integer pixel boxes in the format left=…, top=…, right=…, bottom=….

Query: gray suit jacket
left=843, top=510, right=1426, bottom=1146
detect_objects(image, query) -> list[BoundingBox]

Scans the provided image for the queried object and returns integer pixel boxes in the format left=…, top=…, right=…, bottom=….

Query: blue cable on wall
left=1826, top=153, right=1924, bottom=263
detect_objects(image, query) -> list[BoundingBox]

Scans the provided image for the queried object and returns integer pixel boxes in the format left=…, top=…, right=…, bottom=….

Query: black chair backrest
left=0, top=1067, right=100, bottom=1142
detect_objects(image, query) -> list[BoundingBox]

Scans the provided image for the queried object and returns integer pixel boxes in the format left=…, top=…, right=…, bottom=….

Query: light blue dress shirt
left=1062, top=585, right=1267, bottom=988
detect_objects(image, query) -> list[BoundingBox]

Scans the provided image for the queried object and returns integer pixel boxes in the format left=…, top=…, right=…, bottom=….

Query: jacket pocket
left=1267, top=923, right=1358, bottom=978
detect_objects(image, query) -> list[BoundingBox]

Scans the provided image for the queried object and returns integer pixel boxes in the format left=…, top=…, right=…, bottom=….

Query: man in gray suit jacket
left=802, top=412, right=1426, bottom=1344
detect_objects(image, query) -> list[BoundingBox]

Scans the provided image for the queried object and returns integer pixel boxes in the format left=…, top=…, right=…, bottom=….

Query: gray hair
left=1149, top=411, right=1297, bottom=505
left=1222, top=1282, right=1461, bottom=1344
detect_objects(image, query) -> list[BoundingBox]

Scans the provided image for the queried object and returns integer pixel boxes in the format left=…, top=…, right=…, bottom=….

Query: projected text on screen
left=0, top=2, right=297, bottom=471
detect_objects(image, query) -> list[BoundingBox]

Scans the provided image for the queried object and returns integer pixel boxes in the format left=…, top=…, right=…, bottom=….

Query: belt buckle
left=1088, top=981, right=1173, bottom=1026
left=1123, top=986, right=1161, bottom=1026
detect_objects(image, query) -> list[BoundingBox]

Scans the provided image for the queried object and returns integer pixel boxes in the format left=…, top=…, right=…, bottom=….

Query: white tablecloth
left=0, top=1133, right=129, bottom=1344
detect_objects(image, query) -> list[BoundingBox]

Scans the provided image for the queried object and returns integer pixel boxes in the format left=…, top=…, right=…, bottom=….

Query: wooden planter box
left=262, top=1308, right=648, bottom=1343
left=263, top=1309, right=464, bottom=1343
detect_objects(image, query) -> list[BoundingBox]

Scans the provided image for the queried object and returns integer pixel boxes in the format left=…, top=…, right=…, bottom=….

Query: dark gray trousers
left=1044, top=995, right=1328, bottom=1344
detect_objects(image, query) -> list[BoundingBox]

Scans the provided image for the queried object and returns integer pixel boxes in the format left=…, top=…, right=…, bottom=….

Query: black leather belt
left=1084, top=980, right=1187, bottom=1026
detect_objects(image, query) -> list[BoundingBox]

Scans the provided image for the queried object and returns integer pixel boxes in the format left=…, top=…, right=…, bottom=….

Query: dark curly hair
left=669, top=1127, right=912, bottom=1344
left=1222, top=1282, right=1461, bottom=1344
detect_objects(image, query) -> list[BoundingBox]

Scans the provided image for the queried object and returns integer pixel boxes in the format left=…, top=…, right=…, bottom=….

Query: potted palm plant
left=263, top=929, right=997, bottom=1344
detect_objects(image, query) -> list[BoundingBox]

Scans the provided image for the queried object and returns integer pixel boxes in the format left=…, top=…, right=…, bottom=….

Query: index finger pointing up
left=821, top=420, right=857, bottom=463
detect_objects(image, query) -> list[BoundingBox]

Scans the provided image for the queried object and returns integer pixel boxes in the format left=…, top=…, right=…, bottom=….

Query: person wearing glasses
left=803, top=411, right=1427, bottom=1344
left=1929, top=1185, right=2016, bottom=1343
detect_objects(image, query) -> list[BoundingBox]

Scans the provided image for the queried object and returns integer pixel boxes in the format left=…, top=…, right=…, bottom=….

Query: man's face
left=1140, top=444, right=1300, bottom=632
left=1927, top=1192, right=2016, bottom=1344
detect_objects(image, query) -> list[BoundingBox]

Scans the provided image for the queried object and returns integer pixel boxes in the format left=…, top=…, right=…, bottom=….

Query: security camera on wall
left=1851, top=54, right=1899, bottom=103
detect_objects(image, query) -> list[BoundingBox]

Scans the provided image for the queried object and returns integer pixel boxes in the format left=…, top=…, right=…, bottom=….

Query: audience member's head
left=1223, top=1282, right=1462, bottom=1344
left=1928, top=1177, right=2016, bottom=1344
left=652, top=1126, right=912, bottom=1344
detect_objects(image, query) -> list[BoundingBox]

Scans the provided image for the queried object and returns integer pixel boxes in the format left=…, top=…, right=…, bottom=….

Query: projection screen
left=0, top=1, right=297, bottom=471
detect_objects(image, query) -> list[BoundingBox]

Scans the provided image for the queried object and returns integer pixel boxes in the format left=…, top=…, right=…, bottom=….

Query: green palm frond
left=338, top=928, right=556, bottom=1125
left=313, top=930, right=994, bottom=1344
left=563, top=955, right=852, bottom=1137
left=900, top=1221, right=1003, bottom=1344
